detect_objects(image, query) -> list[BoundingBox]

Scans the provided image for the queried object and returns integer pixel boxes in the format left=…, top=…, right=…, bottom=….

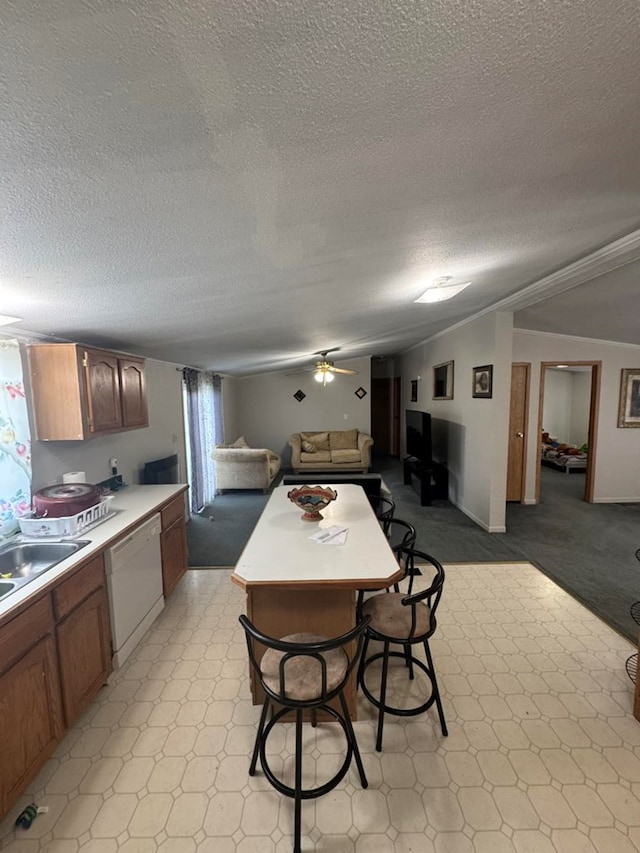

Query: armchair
left=212, top=444, right=282, bottom=494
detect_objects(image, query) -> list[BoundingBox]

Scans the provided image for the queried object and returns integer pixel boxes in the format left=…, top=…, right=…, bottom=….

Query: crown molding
left=513, top=327, right=640, bottom=350
left=402, top=227, right=640, bottom=352
left=488, top=227, right=640, bottom=313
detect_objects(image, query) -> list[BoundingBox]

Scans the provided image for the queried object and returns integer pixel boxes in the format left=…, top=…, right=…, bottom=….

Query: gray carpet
left=186, top=459, right=640, bottom=642
left=503, top=465, right=640, bottom=643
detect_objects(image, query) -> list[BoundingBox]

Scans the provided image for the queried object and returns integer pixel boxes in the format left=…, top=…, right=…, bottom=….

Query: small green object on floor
left=14, top=803, right=47, bottom=829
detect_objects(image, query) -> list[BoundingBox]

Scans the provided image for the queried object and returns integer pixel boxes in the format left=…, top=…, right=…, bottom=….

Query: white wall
left=542, top=368, right=591, bottom=447
left=399, top=312, right=513, bottom=532
left=513, top=330, right=640, bottom=502
left=28, top=356, right=187, bottom=491
left=543, top=369, right=573, bottom=439
left=226, top=357, right=371, bottom=462
left=569, top=372, right=591, bottom=447
left=221, top=375, right=240, bottom=444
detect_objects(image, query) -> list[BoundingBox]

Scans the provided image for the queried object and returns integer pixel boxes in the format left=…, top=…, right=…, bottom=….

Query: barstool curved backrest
left=368, top=495, right=396, bottom=535
left=239, top=615, right=370, bottom=707
left=386, top=517, right=417, bottom=556
left=392, top=547, right=445, bottom=640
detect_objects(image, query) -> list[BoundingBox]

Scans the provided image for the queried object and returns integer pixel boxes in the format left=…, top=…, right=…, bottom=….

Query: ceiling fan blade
left=328, top=366, right=358, bottom=375
left=286, top=368, right=316, bottom=376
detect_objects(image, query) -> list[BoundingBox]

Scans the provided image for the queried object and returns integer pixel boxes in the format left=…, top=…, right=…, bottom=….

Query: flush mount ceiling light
left=415, top=277, right=471, bottom=304
left=0, top=314, right=22, bottom=326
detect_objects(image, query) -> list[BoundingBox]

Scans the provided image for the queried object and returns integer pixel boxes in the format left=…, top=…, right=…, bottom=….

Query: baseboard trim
left=448, top=498, right=506, bottom=533
left=592, top=497, right=640, bottom=504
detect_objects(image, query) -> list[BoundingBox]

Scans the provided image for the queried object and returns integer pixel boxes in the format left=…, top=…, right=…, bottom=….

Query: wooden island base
left=244, top=585, right=358, bottom=719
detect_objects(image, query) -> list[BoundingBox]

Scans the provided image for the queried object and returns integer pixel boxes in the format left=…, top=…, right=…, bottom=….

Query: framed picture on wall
left=618, top=368, right=640, bottom=427
left=410, top=379, right=418, bottom=402
left=472, top=364, right=493, bottom=399
left=433, top=361, right=454, bottom=400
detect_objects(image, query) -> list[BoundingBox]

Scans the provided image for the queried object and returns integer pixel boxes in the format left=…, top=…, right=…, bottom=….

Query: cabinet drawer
left=161, top=494, right=185, bottom=529
left=53, top=555, right=105, bottom=622
left=0, top=595, right=54, bottom=674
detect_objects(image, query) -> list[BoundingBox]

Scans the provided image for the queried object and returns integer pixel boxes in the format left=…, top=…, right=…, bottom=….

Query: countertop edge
left=0, top=484, right=188, bottom=624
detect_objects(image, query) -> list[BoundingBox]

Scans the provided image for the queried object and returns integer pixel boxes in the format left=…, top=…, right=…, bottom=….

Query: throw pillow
left=230, top=436, right=250, bottom=448
left=301, top=440, right=316, bottom=453
left=300, top=431, right=330, bottom=451
left=329, top=429, right=358, bottom=450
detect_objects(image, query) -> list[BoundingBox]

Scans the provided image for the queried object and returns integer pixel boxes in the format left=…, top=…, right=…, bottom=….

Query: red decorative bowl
left=287, top=485, right=338, bottom=522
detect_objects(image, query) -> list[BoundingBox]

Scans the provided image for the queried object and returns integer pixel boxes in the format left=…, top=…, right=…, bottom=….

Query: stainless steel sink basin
left=0, top=540, right=90, bottom=600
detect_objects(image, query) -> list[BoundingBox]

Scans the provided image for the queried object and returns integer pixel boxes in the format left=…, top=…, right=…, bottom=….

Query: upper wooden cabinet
left=29, top=343, right=148, bottom=440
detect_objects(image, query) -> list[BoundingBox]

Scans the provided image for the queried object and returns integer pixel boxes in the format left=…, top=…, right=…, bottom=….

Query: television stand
left=403, top=457, right=448, bottom=506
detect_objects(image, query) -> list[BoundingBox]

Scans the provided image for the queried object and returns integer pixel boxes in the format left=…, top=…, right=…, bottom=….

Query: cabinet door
left=120, top=358, right=148, bottom=428
left=85, top=349, right=122, bottom=433
left=161, top=516, right=188, bottom=598
left=0, top=635, right=63, bottom=816
left=57, top=586, right=112, bottom=726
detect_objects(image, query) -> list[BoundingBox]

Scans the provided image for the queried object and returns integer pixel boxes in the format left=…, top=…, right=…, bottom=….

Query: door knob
left=516, top=431, right=524, bottom=438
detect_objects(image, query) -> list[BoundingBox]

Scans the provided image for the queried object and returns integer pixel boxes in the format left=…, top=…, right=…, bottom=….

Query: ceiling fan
left=290, top=349, right=359, bottom=386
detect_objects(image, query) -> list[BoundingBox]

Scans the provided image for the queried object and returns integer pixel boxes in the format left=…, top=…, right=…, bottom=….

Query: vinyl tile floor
left=1, top=564, right=640, bottom=853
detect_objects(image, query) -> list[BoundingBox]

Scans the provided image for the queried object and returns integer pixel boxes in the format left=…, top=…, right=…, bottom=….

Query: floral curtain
left=0, top=339, right=32, bottom=539
left=183, top=369, right=223, bottom=513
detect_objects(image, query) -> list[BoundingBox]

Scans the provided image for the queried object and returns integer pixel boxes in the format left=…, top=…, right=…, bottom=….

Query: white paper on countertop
left=310, top=525, right=349, bottom=545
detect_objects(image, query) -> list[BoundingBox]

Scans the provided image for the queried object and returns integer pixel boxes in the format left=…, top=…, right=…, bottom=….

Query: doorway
left=536, top=361, right=600, bottom=503
left=370, top=358, right=401, bottom=457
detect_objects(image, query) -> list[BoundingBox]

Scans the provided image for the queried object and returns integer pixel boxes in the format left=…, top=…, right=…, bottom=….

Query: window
left=0, top=339, right=32, bottom=538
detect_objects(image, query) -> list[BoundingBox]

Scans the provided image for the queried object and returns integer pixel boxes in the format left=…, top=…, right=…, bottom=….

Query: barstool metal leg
left=424, top=640, right=448, bottom=736
left=294, top=707, right=303, bottom=853
left=404, top=643, right=414, bottom=679
left=250, top=696, right=270, bottom=775
left=339, top=691, right=368, bottom=789
left=358, top=634, right=370, bottom=687
left=376, top=639, right=391, bottom=752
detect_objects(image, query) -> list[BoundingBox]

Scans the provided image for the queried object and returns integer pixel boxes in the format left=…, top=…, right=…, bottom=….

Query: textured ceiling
left=1, top=0, right=640, bottom=374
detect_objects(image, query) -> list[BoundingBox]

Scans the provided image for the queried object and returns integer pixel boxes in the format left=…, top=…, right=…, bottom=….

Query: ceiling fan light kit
left=308, top=350, right=359, bottom=385
left=415, top=277, right=472, bottom=304
left=314, top=368, right=334, bottom=384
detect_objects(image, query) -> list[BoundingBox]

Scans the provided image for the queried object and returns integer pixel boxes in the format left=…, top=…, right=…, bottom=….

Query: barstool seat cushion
left=261, top=632, right=349, bottom=701
left=362, top=594, right=431, bottom=640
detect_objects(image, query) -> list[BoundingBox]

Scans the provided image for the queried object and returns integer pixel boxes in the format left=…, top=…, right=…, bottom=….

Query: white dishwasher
left=105, top=513, right=164, bottom=669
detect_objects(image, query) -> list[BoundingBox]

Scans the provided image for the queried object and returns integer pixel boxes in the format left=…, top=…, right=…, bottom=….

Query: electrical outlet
left=344, top=414, right=348, bottom=420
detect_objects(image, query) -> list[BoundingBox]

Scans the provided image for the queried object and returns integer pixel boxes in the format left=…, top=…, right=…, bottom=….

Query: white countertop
left=0, top=484, right=188, bottom=621
left=232, top=484, right=402, bottom=589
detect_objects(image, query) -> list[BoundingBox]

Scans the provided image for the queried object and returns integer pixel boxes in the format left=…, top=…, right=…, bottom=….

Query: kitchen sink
left=0, top=580, right=16, bottom=599
left=0, top=540, right=91, bottom=600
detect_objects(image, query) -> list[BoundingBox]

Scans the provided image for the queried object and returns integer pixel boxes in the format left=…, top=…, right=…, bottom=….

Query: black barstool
left=239, top=615, right=370, bottom=853
left=368, top=494, right=396, bottom=535
left=357, top=517, right=417, bottom=612
left=358, top=547, right=448, bottom=751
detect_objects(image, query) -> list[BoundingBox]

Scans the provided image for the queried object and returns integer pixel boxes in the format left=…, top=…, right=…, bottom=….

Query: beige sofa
left=212, top=443, right=282, bottom=494
left=289, top=429, right=373, bottom=473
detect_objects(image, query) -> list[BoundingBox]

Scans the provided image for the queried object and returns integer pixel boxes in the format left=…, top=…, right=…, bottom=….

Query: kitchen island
left=231, top=483, right=402, bottom=718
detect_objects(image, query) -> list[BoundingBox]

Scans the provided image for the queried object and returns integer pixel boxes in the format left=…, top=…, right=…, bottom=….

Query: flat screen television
left=405, top=410, right=432, bottom=464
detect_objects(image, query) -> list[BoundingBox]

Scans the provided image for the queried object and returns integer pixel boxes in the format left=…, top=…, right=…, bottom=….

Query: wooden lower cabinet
left=161, top=515, right=188, bottom=597
left=0, top=601, right=64, bottom=817
left=56, top=585, right=112, bottom=726
left=0, top=554, right=114, bottom=821
left=160, top=493, right=188, bottom=597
